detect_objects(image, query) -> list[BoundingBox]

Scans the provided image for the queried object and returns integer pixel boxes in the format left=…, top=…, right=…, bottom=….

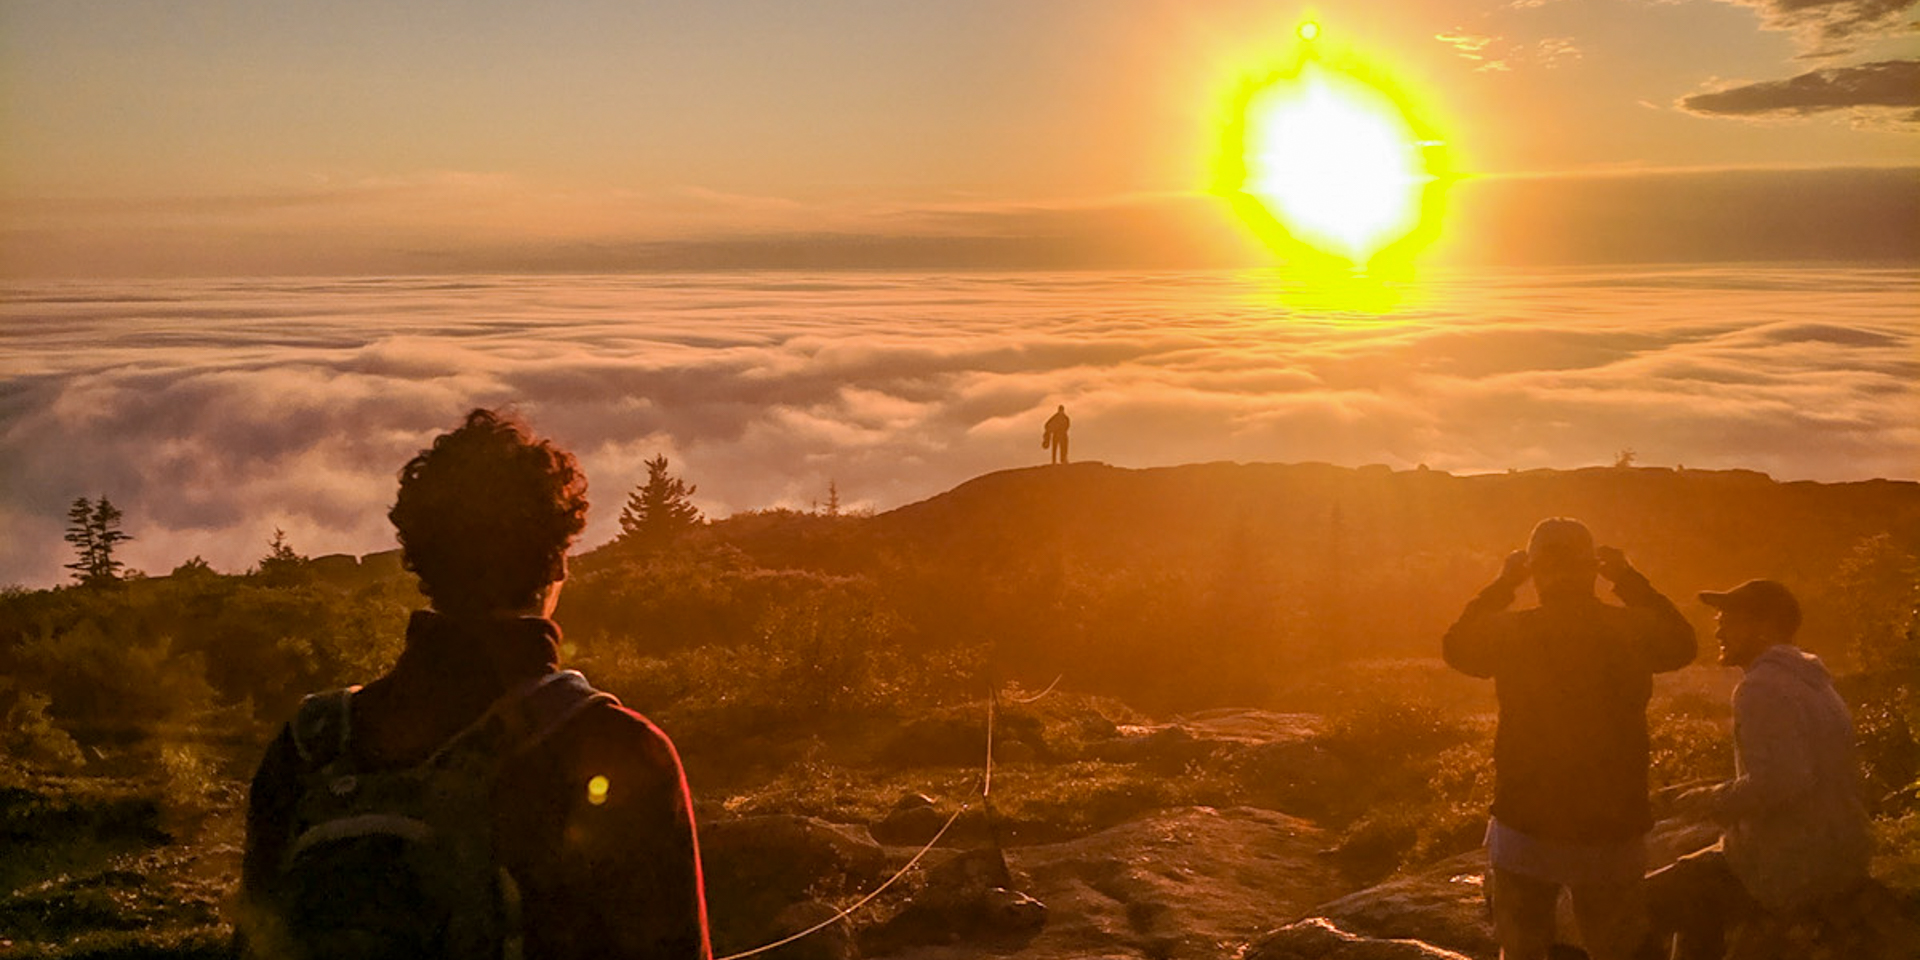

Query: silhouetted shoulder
left=564, top=700, right=685, bottom=775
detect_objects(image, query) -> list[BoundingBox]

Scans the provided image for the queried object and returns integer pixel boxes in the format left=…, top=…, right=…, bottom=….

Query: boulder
left=993, top=806, right=1346, bottom=960
left=1719, top=878, right=1920, bottom=960
left=702, top=814, right=890, bottom=955
left=1088, top=723, right=1217, bottom=772
left=764, top=898, right=858, bottom=960
left=870, top=793, right=947, bottom=846
left=1277, top=849, right=1496, bottom=958
left=1248, top=917, right=1479, bottom=960
left=861, top=847, right=1046, bottom=954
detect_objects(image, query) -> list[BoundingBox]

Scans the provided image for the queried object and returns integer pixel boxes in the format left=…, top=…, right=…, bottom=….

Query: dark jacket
left=1443, top=568, right=1695, bottom=842
left=238, top=611, right=712, bottom=959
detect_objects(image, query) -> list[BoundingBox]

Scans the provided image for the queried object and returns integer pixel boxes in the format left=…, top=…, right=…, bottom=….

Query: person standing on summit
left=1043, top=405, right=1071, bottom=465
left=1443, top=517, right=1695, bottom=960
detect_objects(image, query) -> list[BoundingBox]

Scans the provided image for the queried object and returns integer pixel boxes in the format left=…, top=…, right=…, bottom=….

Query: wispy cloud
left=1534, top=37, right=1583, bottom=68
left=1710, top=0, right=1917, bottom=56
left=1434, top=32, right=1581, bottom=71
left=1436, top=31, right=1504, bottom=70
left=1, top=267, right=1914, bottom=588
left=1679, top=59, right=1920, bottom=126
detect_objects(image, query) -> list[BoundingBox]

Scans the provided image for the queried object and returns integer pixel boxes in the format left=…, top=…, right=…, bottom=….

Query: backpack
left=267, top=670, right=616, bottom=960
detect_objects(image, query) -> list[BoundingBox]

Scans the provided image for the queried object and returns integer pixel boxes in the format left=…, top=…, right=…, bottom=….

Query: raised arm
left=1597, top=546, right=1696, bottom=672
left=1443, top=550, right=1527, bottom=679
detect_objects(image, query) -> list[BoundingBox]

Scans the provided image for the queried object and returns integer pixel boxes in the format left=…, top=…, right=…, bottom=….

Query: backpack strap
left=423, top=670, right=619, bottom=766
left=513, top=670, right=621, bottom=755
left=289, top=686, right=361, bottom=768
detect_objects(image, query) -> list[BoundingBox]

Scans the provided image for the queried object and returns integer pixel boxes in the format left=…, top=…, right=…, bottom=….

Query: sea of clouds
left=3, top=267, right=1914, bottom=588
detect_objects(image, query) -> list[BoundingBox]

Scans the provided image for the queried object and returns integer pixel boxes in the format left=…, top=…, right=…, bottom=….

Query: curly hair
left=389, top=409, right=589, bottom=616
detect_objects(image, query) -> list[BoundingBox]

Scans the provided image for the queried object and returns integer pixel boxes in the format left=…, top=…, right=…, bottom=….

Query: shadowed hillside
left=567, top=461, right=1919, bottom=712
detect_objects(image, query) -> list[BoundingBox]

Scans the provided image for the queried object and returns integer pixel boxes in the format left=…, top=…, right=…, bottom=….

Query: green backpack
left=266, top=670, right=615, bottom=960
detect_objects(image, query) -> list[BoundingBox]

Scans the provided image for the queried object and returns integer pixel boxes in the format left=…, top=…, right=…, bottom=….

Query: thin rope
left=983, top=688, right=995, bottom=799
left=1006, top=674, right=1063, bottom=704
left=714, top=678, right=1006, bottom=960
left=713, top=801, right=970, bottom=960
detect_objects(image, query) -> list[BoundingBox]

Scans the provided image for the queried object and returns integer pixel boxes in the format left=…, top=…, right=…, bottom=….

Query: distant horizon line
left=4, top=164, right=1915, bottom=279
left=7, top=257, right=1919, bottom=284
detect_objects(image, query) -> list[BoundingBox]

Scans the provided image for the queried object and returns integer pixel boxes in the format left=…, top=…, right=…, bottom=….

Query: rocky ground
left=4, top=702, right=1916, bottom=959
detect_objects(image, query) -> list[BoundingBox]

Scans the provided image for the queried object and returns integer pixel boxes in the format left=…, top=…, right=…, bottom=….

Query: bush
left=12, top=623, right=217, bottom=742
left=1319, top=697, right=1477, bottom=769
left=1, top=680, right=85, bottom=773
left=1649, top=712, right=1734, bottom=793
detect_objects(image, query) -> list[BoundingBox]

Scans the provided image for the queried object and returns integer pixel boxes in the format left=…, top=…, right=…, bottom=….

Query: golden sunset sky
left=3, top=0, right=1915, bottom=276
left=1, top=1, right=1916, bottom=587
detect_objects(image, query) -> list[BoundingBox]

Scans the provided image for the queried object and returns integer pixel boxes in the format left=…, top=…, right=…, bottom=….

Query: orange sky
left=3, top=0, right=1915, bottom=276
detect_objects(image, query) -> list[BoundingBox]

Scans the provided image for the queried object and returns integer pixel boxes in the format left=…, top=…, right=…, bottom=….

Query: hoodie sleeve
left=1711, top=675, right=1815, bottom=821
left=1443, top=578, right=1519, bottom=679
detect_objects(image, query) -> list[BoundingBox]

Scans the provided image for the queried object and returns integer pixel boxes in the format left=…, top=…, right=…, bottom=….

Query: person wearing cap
left=1443, top=517, right=1696, bottom=960
left=1642, top=579, right=1871, bottom=959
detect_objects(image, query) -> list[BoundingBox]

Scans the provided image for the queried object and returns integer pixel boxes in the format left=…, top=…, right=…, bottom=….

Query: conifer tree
left=62, top=496, right=132, bottom=585
left=62, top=498, right=95, bottom=583
left=618, top=455, right=702, bottom=548
left=255, top=528, right=309, bottom=586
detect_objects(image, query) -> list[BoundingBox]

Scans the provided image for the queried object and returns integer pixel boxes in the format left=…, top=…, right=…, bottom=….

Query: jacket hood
left=1747, top=643, right=1832, bottom=690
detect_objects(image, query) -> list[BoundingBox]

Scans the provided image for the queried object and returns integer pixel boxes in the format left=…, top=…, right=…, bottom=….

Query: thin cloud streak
left=1680, top=59, right=1920, bottom=124
left=2, top=268, right=1914, bottom=588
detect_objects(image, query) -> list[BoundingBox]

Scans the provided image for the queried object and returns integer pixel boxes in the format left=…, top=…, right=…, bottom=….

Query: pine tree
left=255, top=528, right=309, bottom=586
left=62, top=498, right=96, bottom=584
left=618, top=455, right=702, bottom=548
left=91, top=499, right=130, bottom=581
left=62, top=496, right=133, bottom=585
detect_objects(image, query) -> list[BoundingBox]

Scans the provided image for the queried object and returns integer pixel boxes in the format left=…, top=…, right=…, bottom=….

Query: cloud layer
left=2, top=267, right=1915, bottom=587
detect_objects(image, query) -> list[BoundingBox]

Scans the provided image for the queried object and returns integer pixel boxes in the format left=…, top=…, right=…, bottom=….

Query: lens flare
left=1242, top=66, right=1426, bottom=263
left=587, top=774, right=610, bottom=806
left=1218, top=39, right=1450, bottom=288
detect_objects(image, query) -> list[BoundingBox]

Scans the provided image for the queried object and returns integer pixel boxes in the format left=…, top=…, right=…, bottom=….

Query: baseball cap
left=1527, top=517, right=1594, bottom=562
left=1699, top=579, right=1801, bottom=635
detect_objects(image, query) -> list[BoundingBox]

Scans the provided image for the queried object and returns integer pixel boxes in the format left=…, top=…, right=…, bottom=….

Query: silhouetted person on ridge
left=1443, top=517, right=1695, bottom=960
left=1644, top=579, right=1870, bottom=959
left=1043, top=405, right=1071, bottom=465
left=237, top=408, right=711, bottom=960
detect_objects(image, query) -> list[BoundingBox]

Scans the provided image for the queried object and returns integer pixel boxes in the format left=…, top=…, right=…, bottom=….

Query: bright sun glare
left=1240, top=63, right=1431, bottom=264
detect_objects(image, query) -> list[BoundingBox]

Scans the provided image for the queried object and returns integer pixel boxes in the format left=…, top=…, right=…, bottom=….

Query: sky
left=1, top=0, right=1916, bottom=587
left=2, top=0, right=1916, bottom=276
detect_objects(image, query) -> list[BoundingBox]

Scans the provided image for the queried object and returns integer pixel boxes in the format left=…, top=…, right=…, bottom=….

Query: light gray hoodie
left=1709, top=644, right=1872, bottom=912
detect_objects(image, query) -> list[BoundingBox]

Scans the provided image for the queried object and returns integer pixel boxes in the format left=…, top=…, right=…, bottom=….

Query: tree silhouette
left=254, top=528, right=310, bottom=587
left=618, top=455, right=702, bottom=549
left=62, top=496, right=132, bottom=586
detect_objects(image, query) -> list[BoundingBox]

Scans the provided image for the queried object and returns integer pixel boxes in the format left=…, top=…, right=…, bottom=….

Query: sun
left=1220, top=43, right=1447, bottom=273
